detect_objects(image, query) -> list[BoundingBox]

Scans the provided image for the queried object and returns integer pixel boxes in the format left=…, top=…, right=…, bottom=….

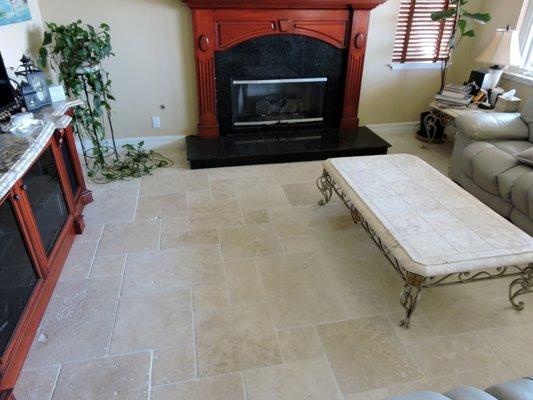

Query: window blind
left=393, top=0, right=456, bottom=63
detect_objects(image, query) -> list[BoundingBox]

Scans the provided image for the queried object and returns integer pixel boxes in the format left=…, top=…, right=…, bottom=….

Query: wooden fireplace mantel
left=182, top=0, right=387, bottom=138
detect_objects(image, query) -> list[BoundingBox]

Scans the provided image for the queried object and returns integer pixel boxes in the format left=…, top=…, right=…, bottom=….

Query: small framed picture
left=23, top=71, right=52, bottom=111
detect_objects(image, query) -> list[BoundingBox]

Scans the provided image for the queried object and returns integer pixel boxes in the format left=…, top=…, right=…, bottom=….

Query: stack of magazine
left=435, top=84, right=473, bottom=108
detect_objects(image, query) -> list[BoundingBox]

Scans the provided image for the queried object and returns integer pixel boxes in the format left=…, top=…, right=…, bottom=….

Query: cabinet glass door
left=0, top=200, right=38, bottom=356
left=23, top=147, right=69, bottom=256
left=59, top=141, right=80, bottom=197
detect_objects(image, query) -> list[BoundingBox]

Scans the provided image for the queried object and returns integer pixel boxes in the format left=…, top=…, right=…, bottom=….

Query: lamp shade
left=476, top=27, right=522, bottom=67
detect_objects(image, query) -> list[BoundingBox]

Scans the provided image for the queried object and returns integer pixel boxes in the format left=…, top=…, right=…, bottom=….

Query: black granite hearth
left=186, top=127, right=391, bottom=169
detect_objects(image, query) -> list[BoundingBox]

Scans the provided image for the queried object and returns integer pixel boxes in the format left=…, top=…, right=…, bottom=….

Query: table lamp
left=477, top=26, right=522, bottom=98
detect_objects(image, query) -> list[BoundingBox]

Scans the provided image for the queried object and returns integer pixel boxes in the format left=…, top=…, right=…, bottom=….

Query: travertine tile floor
left=14, top=133, right=533, bottom=399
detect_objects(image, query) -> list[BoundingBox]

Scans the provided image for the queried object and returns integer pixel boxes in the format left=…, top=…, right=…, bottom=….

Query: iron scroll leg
left=399, top=273, right=424, bottom=329
left=509, top=266, right=533, bottom=311
left=317, top=169, right=333, bottom=206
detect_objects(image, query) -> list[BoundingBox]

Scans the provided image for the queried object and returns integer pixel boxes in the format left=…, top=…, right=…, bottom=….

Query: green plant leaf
left=39, top=47, right=48, bottom=69
left=462, top=11, right=491, bottom=23
left=457, top=19, right=467, bottom=35
left=463, top=29, right=476, bottom=37
left=431, top=9, right=456, bottom=21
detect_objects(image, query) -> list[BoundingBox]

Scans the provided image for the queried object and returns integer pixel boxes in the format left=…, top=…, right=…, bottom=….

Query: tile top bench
left=317, top=154, right=533, bottom=328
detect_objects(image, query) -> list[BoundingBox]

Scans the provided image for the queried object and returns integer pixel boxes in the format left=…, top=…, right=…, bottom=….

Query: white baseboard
left=76, top=134, right=186, bottom=153
left=366, top=121, right=420, bottom=135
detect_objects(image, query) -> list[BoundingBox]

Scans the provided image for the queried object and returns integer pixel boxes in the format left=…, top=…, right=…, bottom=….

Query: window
left=393, top=0, right=456, bottom=64
left=513, top=0, right=533, bottom=75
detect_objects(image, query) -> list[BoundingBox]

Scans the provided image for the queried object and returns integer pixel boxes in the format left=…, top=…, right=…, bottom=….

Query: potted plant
left=431, top=0, right=491, bottom=90
left=39, top=20, right=171, bottom=182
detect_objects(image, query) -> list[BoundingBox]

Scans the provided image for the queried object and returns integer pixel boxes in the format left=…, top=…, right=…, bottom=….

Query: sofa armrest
left=454, top=112, right=528, bottom=141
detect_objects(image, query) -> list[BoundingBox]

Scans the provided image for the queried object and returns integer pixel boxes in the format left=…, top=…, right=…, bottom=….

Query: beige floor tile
left=121, top=249, right=225, bottom=295
left=406, top=332, right=501, bottom=378
left=97, top=220, right=160, bottom=256
left=193, top=284, right=230, bottom=311
left=277, top=326, right=323, bottom=362
left=84, top=198, right=137, bottom=224
left=220, top=224, right=282, bottom=261
left=243, top=209, right=270, bottom=224
left=257, top=252, right=346, bottom=329
left=209, top=164, right=273, bottom=180
left=189, top=197, right=243, bottom=228
left=225, top=259, right=267, bottom=307
left=230, top=176, right=290, bottom=211
left=316, top=316, right=423, bottom=394
left=244, top=358, right=342, bottom=400
left=152, top=345, right=195, bottom=386
left=269, top=205, right=332, bottom=236
left=110, top=289, right=192, bottom=354
left=90, top=184, right=139, bottom=203
left=151, top=373, right=245, bottom=400
left=14, top=366, right=60, bottom=400
left=387, top=364, right=515, bottom=397
left=421, top=301, right=506, bottom=336
left=282, top=182, right=323, bottom=205
left=160, top=228, right=219, bottom=251
left=52, top=352, right=151, bottom=400
left=24, top=277, right=121, bottom=368
left=387, top=312, right=437, bottom=343
left=271, top=161, right=323, bottom=185
left=160, top=214, right=196, bottom=233
left=89, top=254, right=126, bottom=278
left=74, top=223, right=104, bottom=242
left=195, top=304, right=282, bottom=376
left=59, top=240, right=98, bottom=281
left=135, top=192, right=187, bottom=221
left=481, top=323, right=533, bottom=376
left=139, top=170, right=209, bottom=196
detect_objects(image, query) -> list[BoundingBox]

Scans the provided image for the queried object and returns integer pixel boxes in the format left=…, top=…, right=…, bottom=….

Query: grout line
left=191, top=287, right=199, bottom=379
left=106, top=253, right=128, bottom=356
left=314, top=324, right=344, bottom=399
left=241, top=371, right=249, bottom=400
left=48, top=364, right=62, bottom=400
left=221, top=259, right=233, bottom=308
left=148, top=350, right=154, bottom=400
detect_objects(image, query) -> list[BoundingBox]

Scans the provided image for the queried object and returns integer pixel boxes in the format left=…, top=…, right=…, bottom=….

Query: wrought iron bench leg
left=400, top=273, right=424, bottom=329
left=317, top=169, right=333, bottom=206
left=509, top=266, right=533, bottom=311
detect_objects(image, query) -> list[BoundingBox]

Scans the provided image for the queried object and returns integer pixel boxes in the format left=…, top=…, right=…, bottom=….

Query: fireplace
left=232, top=77, right=327, bottom=128
left=182, top=0, right=387, bottom=139
left=182, top=0, right=391, bottom=168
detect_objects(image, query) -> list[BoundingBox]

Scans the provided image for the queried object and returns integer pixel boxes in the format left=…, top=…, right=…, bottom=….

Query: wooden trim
left=0, top=112, right=90, bottom=392
left=183, top=0, right=386, bottom=10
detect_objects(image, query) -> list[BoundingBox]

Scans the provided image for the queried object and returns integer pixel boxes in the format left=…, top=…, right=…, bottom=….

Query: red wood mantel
left=182, top=0, right=387, bottom=138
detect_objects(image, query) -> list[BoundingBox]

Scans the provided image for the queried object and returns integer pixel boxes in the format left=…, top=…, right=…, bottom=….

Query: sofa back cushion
left=520, top=98, right=533, bottom=142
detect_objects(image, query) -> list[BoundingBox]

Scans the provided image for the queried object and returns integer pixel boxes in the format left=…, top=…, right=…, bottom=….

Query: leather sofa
left=389, top=377, right=533, bottom=399
left=450, top=100, right=533, bottom=235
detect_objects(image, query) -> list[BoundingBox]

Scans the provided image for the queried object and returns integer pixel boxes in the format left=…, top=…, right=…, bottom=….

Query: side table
left=420, top=101, right=492, bottom=145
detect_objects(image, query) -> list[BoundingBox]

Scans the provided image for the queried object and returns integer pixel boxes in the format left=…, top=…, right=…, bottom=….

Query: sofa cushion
left=470, top=145, right=520, bottom=196
left=519, top=98, right=533, bottom=142
left=493, top=140, right=533, bottom=156
left=486, top=378, right=533, bottom=400
left=461, top=142, right=495, bottom=178
left=455, top=112, right=528, bottom=141
left=445, top=387, right=497, bottom=400
left=389, top=392, right=451, bottom=400
left=498, top=165, right=531, bottom=201
left=511, top=172, right=533, bottom=217
left=515, top=147, right=533, bottom=167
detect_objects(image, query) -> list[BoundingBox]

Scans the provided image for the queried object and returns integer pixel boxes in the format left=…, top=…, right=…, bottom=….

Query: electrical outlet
left=151, top=116, right=161, bottom=129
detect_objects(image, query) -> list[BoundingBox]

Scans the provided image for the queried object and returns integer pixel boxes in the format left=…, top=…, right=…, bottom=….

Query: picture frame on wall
left=0, top=0, right=32, bottom=26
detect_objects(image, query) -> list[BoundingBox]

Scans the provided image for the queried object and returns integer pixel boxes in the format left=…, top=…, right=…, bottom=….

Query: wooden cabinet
left=0, top=113, right=91, bottom=396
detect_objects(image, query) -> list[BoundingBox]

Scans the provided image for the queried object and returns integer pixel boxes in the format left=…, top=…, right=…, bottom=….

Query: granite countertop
left=0, top=99, right=83, bottom=200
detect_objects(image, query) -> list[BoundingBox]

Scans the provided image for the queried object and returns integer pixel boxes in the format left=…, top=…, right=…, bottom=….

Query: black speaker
left=469, top=69, right=489, bottom=88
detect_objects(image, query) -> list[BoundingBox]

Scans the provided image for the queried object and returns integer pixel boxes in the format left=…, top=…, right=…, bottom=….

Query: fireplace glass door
left=232, top=77, right=327, bottom=127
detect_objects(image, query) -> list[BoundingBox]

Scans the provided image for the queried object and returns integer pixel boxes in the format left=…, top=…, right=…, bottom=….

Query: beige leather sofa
left=450, top=100, right=533, bottom=235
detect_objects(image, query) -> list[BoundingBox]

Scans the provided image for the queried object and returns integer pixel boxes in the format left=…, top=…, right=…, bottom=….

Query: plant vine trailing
left=39, top=20, right=172, bottom=183
left=431, top=0, right=491, bottom=91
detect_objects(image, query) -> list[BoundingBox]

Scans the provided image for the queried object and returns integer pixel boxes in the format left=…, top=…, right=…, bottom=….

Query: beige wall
left=0, top=0, right=43, bottom=70
left=39, top=0, right=198, bottom=139
left=38, top=0, right=483, bottom=137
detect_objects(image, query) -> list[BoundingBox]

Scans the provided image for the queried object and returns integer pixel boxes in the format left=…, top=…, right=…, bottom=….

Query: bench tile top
left=324, top=154, right=533, bottom=277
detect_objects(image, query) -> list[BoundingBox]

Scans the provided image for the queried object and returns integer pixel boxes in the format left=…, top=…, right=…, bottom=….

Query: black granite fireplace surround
left=215, top=35, right=346, bottom=136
